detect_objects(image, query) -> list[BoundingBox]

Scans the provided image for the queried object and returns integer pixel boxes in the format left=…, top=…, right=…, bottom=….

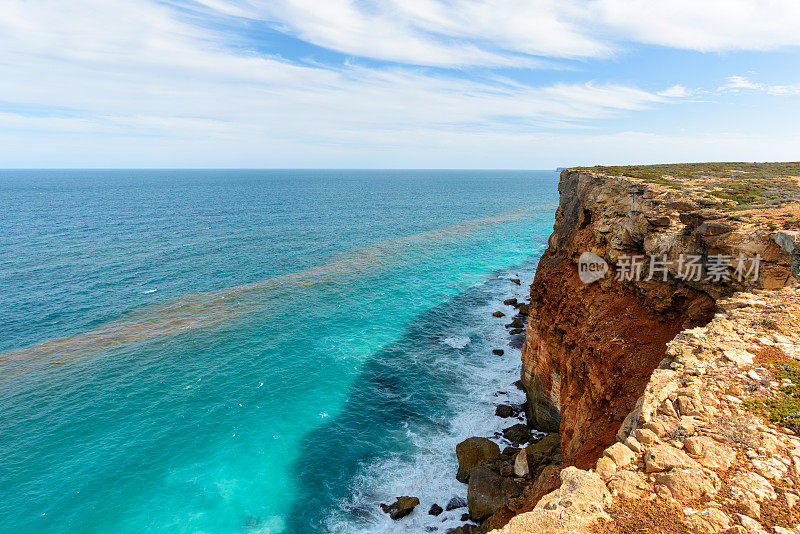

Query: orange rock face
left=521, top=168, right=797, bottom=469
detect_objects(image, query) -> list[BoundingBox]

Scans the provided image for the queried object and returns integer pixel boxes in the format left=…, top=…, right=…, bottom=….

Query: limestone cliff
left=522, top=166, right=799, bottom=469
left=497, top=287, right=800, bottom=533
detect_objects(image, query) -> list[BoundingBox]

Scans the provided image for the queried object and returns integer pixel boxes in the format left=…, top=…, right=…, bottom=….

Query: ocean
left=0, top=170, right=558, bottom=533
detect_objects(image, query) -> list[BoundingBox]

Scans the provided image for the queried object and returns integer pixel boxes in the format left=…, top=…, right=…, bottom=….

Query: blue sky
left=1, top=0, right=800, bottom=168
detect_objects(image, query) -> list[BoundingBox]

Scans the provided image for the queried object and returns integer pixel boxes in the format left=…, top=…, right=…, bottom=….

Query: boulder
left=456, top=437, right=500, bottom=483
left=526, top=433, right=561, bottom=458
left=492, top=311, right=506, bottom=318
left=594, top=456, right=616, bottom=481
left=634, top=428, right=659, bottom=446
left=697, top=221, right=733, bottom=236
left=775, top=230, right=800, bottom=254
left=428, top=503, right=443, bottom=516
left=513, top=449, right=529, bottom=477
left=502, top=424, right=533, bottom=446
left=608, top=471, right=647, bottom=499
left=495, top=404, right=514, bottom=418
left=507, top=318, right=525, bottom=329
left=646, top=214, right=672, bottom=227
left=603, top=442, right=635, bottom=468
left=510, top=278, right=521, bottom=285
left=492, top=349, right=505, bottom=356
left=445, top=496, right=467, bottom=511
left=466, top=466, right=523, bottom=521
left=538, top=467, right=611, bottom=511
left=380, top=496, right=420, bottom=520
left=515, top=303, right=530, bottom=315
left=492, top=468, right=611, bottom=534
left=503, top=298, right=518, bottom=306
left=644, top=444, right=701, bottom=473
left=730, top=472, right=777, bottom=518
left=654, top=467, right=720, bottom=501
left=511, top=433, right=561, bottom=477
left=683, top=508, right=731, bottom=534
left=684, top=436, right=736, bottom=470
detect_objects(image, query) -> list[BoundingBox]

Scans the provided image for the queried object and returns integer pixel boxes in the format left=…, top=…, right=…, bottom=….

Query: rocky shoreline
left=384, top=163, right=800, bottom=533
left=378, top=276, right=563, bottom=533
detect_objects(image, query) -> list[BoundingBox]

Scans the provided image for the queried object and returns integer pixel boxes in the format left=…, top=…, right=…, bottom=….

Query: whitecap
left=441, top=336, right=470, bottom=349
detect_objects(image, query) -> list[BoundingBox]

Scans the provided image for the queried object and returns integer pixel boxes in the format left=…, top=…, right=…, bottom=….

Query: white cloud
left=588, top=0, right=800, bottom=53
left=0, top=0, right=797, bottom=167
left=658, top=85, right=691, bottom=98
left=0, top=2, right=679, bottom=146
left=719, top=75, right=800, bottom=95
left=202, top=0, right=800, bottom=68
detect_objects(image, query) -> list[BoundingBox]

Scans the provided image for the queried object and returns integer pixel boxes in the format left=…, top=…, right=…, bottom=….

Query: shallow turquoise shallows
left=0, top=170, right=558, bottom=533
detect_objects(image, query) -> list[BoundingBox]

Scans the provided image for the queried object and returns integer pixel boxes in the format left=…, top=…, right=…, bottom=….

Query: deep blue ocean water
left=0, top=170, right=558, bottom=533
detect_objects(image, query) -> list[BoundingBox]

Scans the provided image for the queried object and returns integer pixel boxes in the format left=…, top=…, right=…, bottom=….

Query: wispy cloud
left=0, top=1, right=679, bottom=143
left=203, top=0, right=800, bottom=67
left=0, top=0, right=798, bottom=167
left=719, top=75, right=800, bottom=95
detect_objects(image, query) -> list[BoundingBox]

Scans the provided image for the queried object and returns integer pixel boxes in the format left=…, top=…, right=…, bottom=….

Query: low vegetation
left=746, top=355, right=800, bottom=432
left=574, top=162, right=800, bottom=210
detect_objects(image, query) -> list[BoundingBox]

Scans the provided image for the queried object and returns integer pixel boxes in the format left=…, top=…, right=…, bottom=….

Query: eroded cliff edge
left=498, top=163, right=800, bottom=532
left=523, top=166, right=799, bottom=465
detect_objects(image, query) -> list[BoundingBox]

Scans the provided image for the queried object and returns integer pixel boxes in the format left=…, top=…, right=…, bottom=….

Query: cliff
left=523, top=165, right=799, bottom=465
left=495, top=163, right=800, bottom=533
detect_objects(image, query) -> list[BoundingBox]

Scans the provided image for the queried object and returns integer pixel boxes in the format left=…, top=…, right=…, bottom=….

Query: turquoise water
left=0, top=170, right=558, bottom=533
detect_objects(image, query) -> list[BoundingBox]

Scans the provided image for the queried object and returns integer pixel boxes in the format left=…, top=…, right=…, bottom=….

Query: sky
left=1, top=0, right=800, bottom=168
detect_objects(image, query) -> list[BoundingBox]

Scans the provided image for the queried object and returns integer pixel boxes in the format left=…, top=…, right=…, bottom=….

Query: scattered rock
left=654, top=467, right=720, bottom=501
left=445, top=496, right=467, bottom=511
left=510, top=278, right=521, bottom=285
left=603, top=442, right=635, bottom=468
left=509, top=328, right=524, bottom=335
left=513, top=449, right=529, bottom=477
left=493, top=468, right=611, bottom=534
left=502, top=424, right=533, bottom=446
left=634, top=428, right=659, bottom=446
left=515, top=303, right=530, bottom=315
left=644, top=444, right=701, bottom=473
left=646, top=214, right=672, bottom=227
left=752, top=457, right=788, bottom=480
left=730, top=472, right=777, bottom=517
left=495, top=404, right=514, bottom=418
left=608, top=471, right=647, bottom=499
left=525, top=433, right=560, bottom=459
left=467, top=466, right=523, bottom=521
left=507, top=318, right=525, bottom=329
left=683, top=507, right=731, bottom=534
left=697, top=221, right=733, bottom=236
left=736, top=514, right=764, bottom=532
left=428, top=503, right=443, bottom=516
left=595, top=456, right=616, bottom=481
left=504, top=298, right=518, bottom=306
left=380, top=496, right=420, bottom=520
left=492, top=349, right=505, bottom=356
left=456, top=437, right=500, bottom=483
left=492, top=311, right=505, bottom=318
